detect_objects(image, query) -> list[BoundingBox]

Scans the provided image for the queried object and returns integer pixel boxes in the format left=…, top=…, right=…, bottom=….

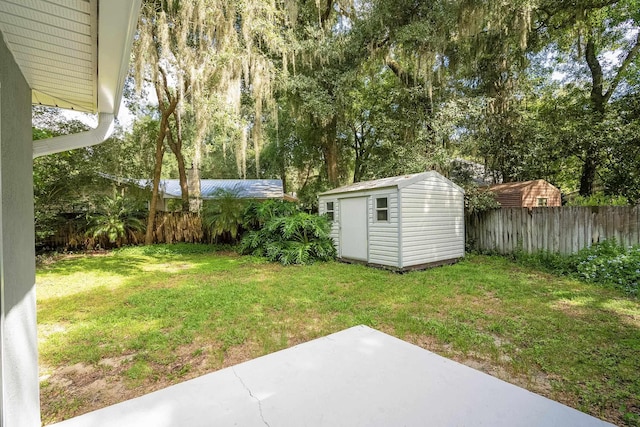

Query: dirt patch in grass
left=40, top=339, right=269, bottom=425
left=41, top=362, right=127, bottom=425
left=37, top=250, right=112, bottom=266
left=41, top=344, right=211, bottom=424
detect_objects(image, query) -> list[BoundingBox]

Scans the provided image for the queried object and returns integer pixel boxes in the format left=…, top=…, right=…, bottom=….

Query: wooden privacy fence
left=466, top=206, right=640, bottom=255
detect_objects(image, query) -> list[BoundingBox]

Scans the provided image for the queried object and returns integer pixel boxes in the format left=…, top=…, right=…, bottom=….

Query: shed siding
left=489, top=180, right=562, bottom=208
left=495, top=192, right=522, bottom=208
left=367, top=190, right=399, bottom=267
left=400, top=178, right=465, bottom=267
left=520, top=181, right=561, bottom=207
left=318, top=196, right=340, bottom=256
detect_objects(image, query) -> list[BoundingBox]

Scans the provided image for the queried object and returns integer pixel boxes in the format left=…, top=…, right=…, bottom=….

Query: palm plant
left=202, top=188, right=248, bottom=242
left=86, top=195, right=145, bottom=247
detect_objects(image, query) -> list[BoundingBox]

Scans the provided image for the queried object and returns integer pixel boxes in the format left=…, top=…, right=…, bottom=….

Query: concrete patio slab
left=50, top=325, right=612, bottom=427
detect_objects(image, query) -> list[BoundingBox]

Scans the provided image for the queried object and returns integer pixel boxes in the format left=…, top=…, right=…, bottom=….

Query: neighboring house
left=0, top=2, right=140, bottom=425
left=106, top=177, right=297, bottom=210
left=488, top=180, right=562, bottom=208
left=318, top=171, right=465, bottom=271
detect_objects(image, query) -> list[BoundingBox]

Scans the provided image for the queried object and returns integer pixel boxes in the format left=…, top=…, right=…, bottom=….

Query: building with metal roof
left=110, top=177, right=297, bottom=209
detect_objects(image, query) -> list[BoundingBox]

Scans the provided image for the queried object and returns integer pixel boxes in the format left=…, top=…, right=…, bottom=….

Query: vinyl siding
left=319, top=172, right=464, bottom=270
left=520, top=181, right=561, bottom=207
left=367, top=190, right=399, bottom=267
left=400, top=177, right=465, bottom=267
left=318, top=196, right=340, bottom=255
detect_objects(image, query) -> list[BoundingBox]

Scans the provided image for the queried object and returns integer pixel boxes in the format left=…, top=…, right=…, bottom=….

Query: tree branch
left=604, top=32, right=640, bottom=103
left=585, top=36, right=606, bottom=113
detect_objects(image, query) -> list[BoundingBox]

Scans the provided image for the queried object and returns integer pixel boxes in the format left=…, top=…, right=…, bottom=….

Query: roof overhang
left=319, top=171, right=464, bottom=197
left=0, top=0, right=140, bottom=115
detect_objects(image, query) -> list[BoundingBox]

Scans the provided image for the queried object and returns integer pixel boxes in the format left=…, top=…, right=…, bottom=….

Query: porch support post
left=0, top=34, right=40, bottom=426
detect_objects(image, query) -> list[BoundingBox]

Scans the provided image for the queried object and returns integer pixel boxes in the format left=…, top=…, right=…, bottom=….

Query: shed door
left=340, top=197, right=368, bottom=261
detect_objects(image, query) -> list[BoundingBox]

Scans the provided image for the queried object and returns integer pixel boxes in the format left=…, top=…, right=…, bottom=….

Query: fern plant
left=243, top=199, right=299, bottom=230
left=240, top=206, right=336, bottom=265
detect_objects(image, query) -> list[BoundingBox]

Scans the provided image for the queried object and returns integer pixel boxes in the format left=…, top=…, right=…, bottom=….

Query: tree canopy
left=34, top=0, right=640, bottom=219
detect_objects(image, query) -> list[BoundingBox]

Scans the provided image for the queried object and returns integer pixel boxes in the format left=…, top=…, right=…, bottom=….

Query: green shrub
left=242, top=199, right=299, bottom=230
left=240, top=204, right=336, bottom=265
left=514, top=240, right=639, bottom=296
left=462, top=183, right=500, bottom=214
left=566, top=193, right=629, bottom=206
left=574, top=241, right=639, bottom=296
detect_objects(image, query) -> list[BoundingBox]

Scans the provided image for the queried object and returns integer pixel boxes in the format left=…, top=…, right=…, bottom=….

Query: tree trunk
left=579, top=152, right=598, bottom=196
left=189, top=140, right=202, bottom=213
left=146, top=76, right=179, bottom=245
left=166, top=128, right=190, bottom=211
left=580, top=37, right=606, bottom=196
left=321, top=117, right=339, bottom=187
left=145, top=128, right=167, bottom=245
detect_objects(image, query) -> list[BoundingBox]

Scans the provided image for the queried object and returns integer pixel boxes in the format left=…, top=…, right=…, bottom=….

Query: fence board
left=466, top=206, right=640, bottom=254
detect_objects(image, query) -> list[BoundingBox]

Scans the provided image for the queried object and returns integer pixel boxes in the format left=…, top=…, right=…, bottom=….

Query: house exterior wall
left=400, top=177, right=465, bottom=268
left=520, top=181, right=561, bottom=207
left=0, top=35, right=40, bottom=426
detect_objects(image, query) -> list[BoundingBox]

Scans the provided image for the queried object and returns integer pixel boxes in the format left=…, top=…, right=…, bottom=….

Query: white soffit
left=0, top=0, right=140, bottom=114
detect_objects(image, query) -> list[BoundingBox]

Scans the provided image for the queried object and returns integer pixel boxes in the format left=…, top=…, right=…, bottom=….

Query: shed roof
left=125, top=178, right=285, bottom=200
left=489, top=180, right=558, bottom=193
left=319, top=171, right=463, bottom=196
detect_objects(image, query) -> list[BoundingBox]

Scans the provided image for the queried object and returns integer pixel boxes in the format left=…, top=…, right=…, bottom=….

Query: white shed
left=318, top=171, right=465, bottom=271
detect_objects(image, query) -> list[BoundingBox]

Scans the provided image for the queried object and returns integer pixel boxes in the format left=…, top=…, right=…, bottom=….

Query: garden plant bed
left=37, top=245, right=640, bottom=426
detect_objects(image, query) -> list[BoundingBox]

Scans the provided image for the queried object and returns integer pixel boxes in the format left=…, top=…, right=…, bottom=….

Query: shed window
left=537, top=197, right=548, bottom=207
left=376, top=197, right=388, bottom=221
left=326, top=201, right=335, bottom=221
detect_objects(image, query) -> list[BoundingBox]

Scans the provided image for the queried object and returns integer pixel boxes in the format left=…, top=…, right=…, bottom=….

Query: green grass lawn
left=37, top=245, right=640, bottom=426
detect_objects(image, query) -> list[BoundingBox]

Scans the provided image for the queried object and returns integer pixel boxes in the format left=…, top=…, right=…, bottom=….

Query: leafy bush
left=462, top=183, right=501, bottom=213
left=574, top=241, right=639, bottom=296
left=240, top=201, right=336, bottom=265
left=566, top=193, right=629, bottom=207
left=514, top=240, right=639, bottom=296
left=242, top=199, right=299, bottom=230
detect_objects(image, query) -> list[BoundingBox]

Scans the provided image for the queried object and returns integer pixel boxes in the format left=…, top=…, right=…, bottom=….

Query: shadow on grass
left=40, top=256, right=147, bottom=276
